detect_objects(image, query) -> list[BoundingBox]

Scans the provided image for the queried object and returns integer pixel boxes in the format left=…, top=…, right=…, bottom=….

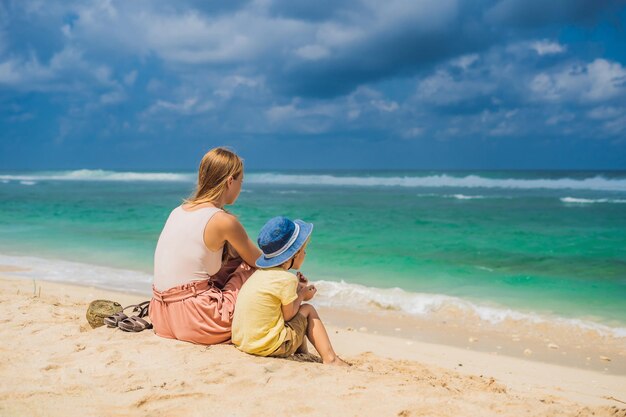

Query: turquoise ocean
left=1, top=170, right=625, bottom=336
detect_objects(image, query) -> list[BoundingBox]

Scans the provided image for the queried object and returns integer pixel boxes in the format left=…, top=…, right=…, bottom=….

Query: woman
left=149, top=147, right=261, bottom=344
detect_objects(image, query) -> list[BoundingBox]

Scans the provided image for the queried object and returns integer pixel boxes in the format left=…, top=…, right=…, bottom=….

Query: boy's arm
left=281, top=283, right=317, bottom=321
left=281, top=291, right=304, bottom=322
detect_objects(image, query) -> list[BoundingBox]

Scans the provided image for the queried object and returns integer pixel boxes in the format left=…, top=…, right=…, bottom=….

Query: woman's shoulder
left=210, top=210, right=240, bottom=225
left=177, top=204, right=224, bottom=221
left=202, top=209, right=243, bottom=237
left=180, top=202, right=221, bottom=213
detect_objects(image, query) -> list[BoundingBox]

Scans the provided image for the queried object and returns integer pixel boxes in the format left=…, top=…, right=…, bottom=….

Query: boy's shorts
left=269, top=313, right=308, bottom=358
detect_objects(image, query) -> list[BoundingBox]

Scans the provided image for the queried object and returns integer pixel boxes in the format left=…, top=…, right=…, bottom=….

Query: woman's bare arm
left=204, top=211, right=261, bottom=266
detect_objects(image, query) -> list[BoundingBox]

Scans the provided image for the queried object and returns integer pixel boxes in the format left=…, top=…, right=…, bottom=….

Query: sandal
left=103, top=301, right=149, bottom=328
left=118, top=304, right=153, bottom=332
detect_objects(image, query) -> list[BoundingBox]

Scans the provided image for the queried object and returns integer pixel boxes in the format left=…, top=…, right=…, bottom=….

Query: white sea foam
left=0, top=169, right=193, bottom=183
left=0, top=254, right=152, bottom=295
left=419, top=193, right=513, bottom=200
left=1, top=253, right=625, bottom=338
left=561, top=197, right=626, bottom=204
left=246, top=173, right=626, bottom=191
left=312, top=280, right=626, bottom=338
left=475, top=265, right=495, bottom=272
left=19, top=181, right=36, bottom=185
left=2, top=171, right=626, bottom=191
left=448, top=194, right=485, bottom=200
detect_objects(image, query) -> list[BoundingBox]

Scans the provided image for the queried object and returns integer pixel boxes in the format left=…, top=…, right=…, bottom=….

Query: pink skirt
left=149, top=261, right=255, bottom=345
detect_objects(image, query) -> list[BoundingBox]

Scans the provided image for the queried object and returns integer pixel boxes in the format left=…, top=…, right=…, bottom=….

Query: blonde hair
left=185, top=147, right=244, bottom=206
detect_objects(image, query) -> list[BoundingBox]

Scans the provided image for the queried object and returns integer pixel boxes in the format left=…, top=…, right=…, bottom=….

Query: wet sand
left=319, top=306, right=626, bottom=375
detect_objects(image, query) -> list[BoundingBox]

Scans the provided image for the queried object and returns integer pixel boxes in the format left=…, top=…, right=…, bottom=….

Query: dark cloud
left=0, top=2, right=67, bottom=61
left=268, top=0, right=360, bottom=22
left=273, top=3, right=492, bottom=97
left=270, top=0, right=624, bottom=99
left=180, top=0, right=252, bottom=15
left=1, top=0, right=625, bottom=169
left=485, top=0, right=625, bottom=27
left=276, top=34, right=489, bottom=98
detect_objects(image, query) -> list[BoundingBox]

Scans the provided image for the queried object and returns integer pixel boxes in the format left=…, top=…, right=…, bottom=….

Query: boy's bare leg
left=298, top=304, right=349, bottom=366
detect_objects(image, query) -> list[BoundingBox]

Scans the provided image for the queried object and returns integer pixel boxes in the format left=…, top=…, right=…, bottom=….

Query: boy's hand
left=297, top=271, right=308, bottom=285
left=298, top=284, right=317, bottom=301
left=297, top=282, right=306, bottom=296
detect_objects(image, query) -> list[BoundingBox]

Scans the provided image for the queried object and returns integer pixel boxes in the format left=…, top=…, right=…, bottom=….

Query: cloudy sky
left=1, top=0, right=625, bottom=170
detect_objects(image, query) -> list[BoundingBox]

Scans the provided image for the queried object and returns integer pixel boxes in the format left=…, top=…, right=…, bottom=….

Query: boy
left=231, top=216, right=348, bottom=366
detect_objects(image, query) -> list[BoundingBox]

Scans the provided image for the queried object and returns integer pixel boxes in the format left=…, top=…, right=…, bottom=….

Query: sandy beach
left=0, top=275, right=624, bottom=417
left=3, top=0, right=626, bottom=415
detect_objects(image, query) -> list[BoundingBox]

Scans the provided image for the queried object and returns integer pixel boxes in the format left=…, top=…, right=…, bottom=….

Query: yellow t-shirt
left=231, top=267, right=299, bottom=356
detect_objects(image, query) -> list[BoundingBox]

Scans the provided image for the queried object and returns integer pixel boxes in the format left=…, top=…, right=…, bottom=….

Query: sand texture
left=0, top=277, right=625, bottom=417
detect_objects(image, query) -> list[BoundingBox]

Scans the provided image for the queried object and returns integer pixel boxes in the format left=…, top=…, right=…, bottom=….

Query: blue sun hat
left=256, top=216, right=313, bottom=268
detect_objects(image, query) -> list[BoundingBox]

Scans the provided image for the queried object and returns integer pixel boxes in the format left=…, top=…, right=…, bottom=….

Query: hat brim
left=255, top=220, right=313, bottom=268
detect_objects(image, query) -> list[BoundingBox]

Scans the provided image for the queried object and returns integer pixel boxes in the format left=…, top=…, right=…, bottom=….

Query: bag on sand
left=86, top=300, right=123, bottom=328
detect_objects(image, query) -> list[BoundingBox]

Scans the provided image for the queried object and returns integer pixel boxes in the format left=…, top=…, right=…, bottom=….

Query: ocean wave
left=19, top=180, right=36, bottom=186
left=0, top=169, right=194, bottom=182
left=448, top=194, right=485, bottom=200
left=475, top=265, right=495, bottom=272
left=312, top=280, right=626, bottom=338
left=419, top=193, right=511, bottom=200
left=0, top=254, right=153, bottom=294
left=561, top=197, right=626, bottom=204
left=1, top=253, right=625, bottom=338
left=246, top=173, right=626, bottom=191
left=2, top=171, right=626, bottom=191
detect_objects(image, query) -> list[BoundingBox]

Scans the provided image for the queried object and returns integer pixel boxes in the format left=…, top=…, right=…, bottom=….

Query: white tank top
left=153, top=206, right=223, bottom=291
